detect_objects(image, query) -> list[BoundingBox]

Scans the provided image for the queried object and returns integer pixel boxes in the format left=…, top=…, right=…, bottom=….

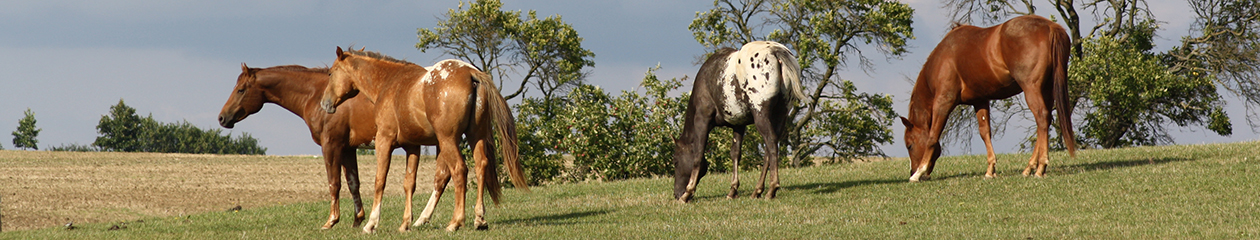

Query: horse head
left=672, top=137, right=709, bottom=200
left=218, top=63, right=267, bottom=128
left=901, top=116, right=940, bottom=182
left=321, top=47, right=360, bottom=114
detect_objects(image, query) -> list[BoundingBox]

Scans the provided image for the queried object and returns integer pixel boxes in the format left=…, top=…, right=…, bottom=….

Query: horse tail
left=471, top=70, right=529, bottom=204
left=1050, top=26, right=1076, bottom=157
left=770, top=45, right=809, bottom=105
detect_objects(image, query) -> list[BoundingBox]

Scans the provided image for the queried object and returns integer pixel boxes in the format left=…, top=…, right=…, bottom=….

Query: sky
left=0, top=0, right=1252, bottom=157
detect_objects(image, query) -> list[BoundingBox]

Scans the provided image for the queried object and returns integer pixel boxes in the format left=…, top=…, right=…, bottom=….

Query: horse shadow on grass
left=782, top=178, right=907, bottom=194
left=1054, top=156, right=1192, bottom=174
left=931, top=156, right=1195, bottom=180
left=494, top=209, right=613, bottom=226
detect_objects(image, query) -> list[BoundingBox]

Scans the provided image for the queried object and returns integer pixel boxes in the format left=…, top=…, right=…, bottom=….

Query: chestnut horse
left=901, top=15, right=1076, bottom=182
left=217, top=64, right=375, bottom=229
left=674, top=41, right=807, bottom=202
left=320, top=47, right=527, bottom=232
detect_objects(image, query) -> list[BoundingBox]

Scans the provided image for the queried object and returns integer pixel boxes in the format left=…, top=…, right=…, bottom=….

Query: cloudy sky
left=0, top=0, right=1250, bottom=156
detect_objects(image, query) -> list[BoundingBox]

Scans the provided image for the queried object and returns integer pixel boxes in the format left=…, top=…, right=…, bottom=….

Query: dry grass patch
left=0, top=150, right=433, bottom=230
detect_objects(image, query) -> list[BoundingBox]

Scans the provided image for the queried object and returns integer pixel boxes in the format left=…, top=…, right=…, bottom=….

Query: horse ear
left=241, top=63, right=249, bottom=72
left=900, top=117, right=912, bottom=128
left=336, top=46, right=346, bottom=60
left=359, top=46, right=366, bottom=52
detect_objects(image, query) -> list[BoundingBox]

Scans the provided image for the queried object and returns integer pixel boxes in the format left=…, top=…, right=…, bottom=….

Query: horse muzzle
left=320, top=99, right=338, bottom=114
left=218, top=114, right=236, bottom=128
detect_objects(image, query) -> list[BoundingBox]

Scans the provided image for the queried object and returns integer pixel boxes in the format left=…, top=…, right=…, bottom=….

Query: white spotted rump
left=717, top=41, right=807, bottom=125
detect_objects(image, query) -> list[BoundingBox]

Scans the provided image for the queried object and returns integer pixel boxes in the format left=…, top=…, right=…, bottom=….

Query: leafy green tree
left=94, top=99, right=144, bottom=152
left=11, top=108, right=40, bottom=150
left=416, top=0, right=595, bottom=102
left=1073, top=31, right=1230, bottom=148
left=690, top=0, right=911, bottom=166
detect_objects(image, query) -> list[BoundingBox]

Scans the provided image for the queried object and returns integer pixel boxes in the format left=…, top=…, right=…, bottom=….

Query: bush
left=93, top=99, right=266, bottom=155
left=49, top=143, right=99, bottom=152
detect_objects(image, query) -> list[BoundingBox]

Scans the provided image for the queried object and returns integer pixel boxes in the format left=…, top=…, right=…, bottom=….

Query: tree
left=690, top=0, right=912, bottom=166
left=94, top=99, right=144, bottom=152
left=11, top=108, right=40, bottom=150
left=416, top=0, right=595, bottom=102
left=938, top=0, right=1250, bottom=149
left=1072, top=32, right=1230, bottom=148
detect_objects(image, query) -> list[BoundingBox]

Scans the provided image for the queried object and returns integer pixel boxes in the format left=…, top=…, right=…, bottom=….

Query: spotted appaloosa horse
left=674, top=41, right=808, bottom=203
left=320, top=47, right=527, bottom=233
left=901, top=15, right=1076, bottom=182
left=217, top=64, right=374, bottom=229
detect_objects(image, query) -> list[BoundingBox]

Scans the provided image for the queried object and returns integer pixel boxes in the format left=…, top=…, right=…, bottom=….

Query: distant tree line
left=90, top=100, right=266, bottom=155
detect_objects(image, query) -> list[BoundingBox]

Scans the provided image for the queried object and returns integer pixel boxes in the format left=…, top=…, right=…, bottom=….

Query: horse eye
left=237, top=88, right=245, bottom=93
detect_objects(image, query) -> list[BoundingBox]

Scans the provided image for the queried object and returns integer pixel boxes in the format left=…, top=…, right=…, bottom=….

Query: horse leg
left=1021, top=89, right=1052, bottom=177
left=321, top=145, right=343, bottom=229
left=341, top=148, right=365, bottom=227
left=397, top=149, right=421, bottom=232
left=975, top=102, right=998, bottom=178
left=727, top=126, right=746, bottom=199
left=415, top=148, right=450, bottom=228
left=439, top=138, right=469, bottom=232
left=1035, top=89, right=1056, bottom=176
left=362, top=140, right=394, bottom=234
left=471, top=135, right=493, bottom=230
left=752, top=111, right=783, bottom=199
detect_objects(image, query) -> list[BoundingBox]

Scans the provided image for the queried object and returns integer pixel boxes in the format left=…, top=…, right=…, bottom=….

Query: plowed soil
left=0, top=150, right=435, bottom=231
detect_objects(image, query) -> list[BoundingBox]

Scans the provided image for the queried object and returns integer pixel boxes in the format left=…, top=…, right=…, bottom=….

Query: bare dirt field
left=0, top=150, right=435, bottom=231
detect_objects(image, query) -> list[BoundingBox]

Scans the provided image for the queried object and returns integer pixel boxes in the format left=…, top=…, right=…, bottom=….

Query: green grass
left=3, top=141, right=1259, bottom=239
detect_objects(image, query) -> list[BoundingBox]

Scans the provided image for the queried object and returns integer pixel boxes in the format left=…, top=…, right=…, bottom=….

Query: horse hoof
left=398, top=226, right=410, bottom=233
left=352, top=219, right=363, bottom=228
left=445, top=224, right=461, bottom=232
left=475, top=224, right=489, bottom=231
left=413, top=217, right=429, bottom=227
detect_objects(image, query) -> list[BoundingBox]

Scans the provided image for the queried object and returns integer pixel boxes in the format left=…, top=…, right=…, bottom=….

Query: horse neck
left=351, top=59, right=426, bottom=100
left=256, top=69, right=327, bottom=119
left=905, top=77, right=936, bottom=129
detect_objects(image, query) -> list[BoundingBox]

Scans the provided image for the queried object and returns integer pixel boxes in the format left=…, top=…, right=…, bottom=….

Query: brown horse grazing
left=217, top=63, right=375, bottom=229
left=319, top=47, right=527, bottom=233
left=901, top=15, right=1076, bottom=182
left=673, top=41, right=808, bottom=203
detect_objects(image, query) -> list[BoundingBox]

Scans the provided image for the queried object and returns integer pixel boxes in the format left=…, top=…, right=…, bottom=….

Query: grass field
left=1, top=141, right=1258, bottom=239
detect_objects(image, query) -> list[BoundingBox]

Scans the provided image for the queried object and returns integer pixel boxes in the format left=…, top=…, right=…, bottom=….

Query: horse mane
left=343, top=48, right=416, bottom=66
left=949, top=21, right=968, bottom=30
left=264, top=65, right=330, bottom=73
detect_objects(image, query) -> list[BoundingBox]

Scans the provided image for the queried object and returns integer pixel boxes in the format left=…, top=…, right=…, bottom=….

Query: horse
left=319, top=47, right=527, bottom=232
left=901, top=15, right=1076, bottom=182
left=673, top=41, right=808, bottom=203
left=217, top=63, right=376, bottom=229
